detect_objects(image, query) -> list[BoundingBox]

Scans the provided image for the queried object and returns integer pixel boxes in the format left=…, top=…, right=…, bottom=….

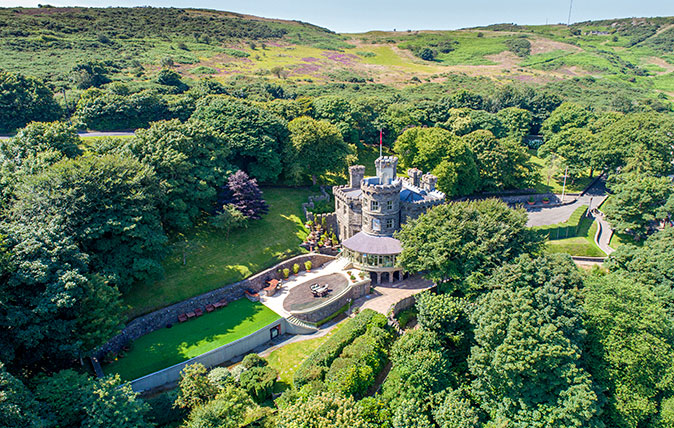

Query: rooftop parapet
left=375, top=156, right=398, bottom=185
left=348, top=165, right=365, bottom=189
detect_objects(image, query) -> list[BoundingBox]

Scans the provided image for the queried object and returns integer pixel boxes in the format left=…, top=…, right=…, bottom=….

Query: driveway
left=526, top=177, right=607, bottom=227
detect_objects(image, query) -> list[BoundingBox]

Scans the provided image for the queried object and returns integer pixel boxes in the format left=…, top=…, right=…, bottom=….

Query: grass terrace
left=104, top=298, right=280, bottom=381
left=533, top=206, right=606, bottom=257
left=124, top=187, right=312, bottom=317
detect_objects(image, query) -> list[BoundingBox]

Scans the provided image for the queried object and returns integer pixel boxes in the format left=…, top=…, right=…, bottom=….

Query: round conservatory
left=340, top=232, right=403, bottom=284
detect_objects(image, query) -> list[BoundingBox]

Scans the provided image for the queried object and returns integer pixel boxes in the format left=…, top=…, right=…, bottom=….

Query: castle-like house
left=333, top=156, right=445, bottom=283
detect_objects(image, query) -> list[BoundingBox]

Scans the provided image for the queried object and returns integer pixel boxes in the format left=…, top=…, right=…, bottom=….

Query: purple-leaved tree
left=218, top=170, right=269, bottom=220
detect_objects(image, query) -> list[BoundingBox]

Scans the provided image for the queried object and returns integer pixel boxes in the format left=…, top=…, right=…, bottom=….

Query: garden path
left=353, top=276, right=433, bottom=314
left=526, top=177, right=607, bottom=227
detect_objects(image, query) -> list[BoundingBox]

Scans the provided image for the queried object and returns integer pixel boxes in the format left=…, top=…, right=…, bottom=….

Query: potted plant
left=283, top=268, right=290, bottom=279
left=293, top=263, right=300, bottom=275
left=304, top=260, right=312, bottom=272
left=527, top=196, right=535, bottom=205
left=350, top=274, right=356, bottom=282
left=358, top=272, right=366, bottom=279
left=542, top=196, right=550, bottom=204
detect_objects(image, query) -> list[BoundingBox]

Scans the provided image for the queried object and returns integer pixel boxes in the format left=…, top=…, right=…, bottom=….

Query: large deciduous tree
left=191, top=96, right=290, bottom=182
left=127, top=119, right=231, bottom=231
left=0, top=363, right=43, bottom=428
left=541, top=102, right=594, bottom=139
left=395, top=199, right=541, bottom=291
left=469, top=270, right=601, bottom=427
left=584, top=273, right=674, bottom=428
left=0, top=71, right=62, bottom=133
left=287, top=116, right=349, bottom=185
left=463, top=130, right=536, bottom=191
left=603, top=172, right=673, bottom=240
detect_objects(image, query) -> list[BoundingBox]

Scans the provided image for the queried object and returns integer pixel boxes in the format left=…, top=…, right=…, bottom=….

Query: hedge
left=325, top=326, right=393, bottom=398
left=293, top=309, right=384, bottom=387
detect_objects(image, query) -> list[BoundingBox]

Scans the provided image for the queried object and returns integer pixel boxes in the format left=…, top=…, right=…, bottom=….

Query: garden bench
left=205, top=304, right=215, bottom=312
left=186, top=311, right=196, bottom=319
left=213, top=300, right=227, bottom=309
left=178, top=313, right=188, bottom=323
left=194, top=308, right=203, bottom=317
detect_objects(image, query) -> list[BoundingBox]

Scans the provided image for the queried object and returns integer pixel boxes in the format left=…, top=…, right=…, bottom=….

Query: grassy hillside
left=1, top=7, right=672, bottom=104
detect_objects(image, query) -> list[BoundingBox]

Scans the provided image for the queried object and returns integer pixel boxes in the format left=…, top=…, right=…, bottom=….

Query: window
left=371, top=200, right=379, bottom=211
left=336, top=201, right=340, bottom=211
left=387, top=200, right=393, bottom=210
left=386, top=218, right=394, bottom=229
left=372, top=218, right=381, bottom=231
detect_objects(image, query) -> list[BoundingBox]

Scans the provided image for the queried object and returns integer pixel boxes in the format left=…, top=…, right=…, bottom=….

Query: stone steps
left=286, top=315, right=318, bottom=333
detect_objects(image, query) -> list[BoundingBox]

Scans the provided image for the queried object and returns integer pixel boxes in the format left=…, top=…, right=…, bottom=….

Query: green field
left=105, top=298, right=280, bottom=381
left=123, top=187, right=312, bottom=317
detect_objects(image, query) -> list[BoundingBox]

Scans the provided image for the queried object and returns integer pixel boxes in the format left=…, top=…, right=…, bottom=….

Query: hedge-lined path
left=353, top=276, right=433, bottom=314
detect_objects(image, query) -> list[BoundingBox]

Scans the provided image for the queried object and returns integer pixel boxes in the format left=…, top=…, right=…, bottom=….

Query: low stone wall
left=129, top=319, right=285, bottom=392
left=387, top=294, right=418, bottom=317
left=302, top=186, right=331, bottom=221
left=97, top=253, right=335, bottom=358
left=292, top=279, right=370, bottom=323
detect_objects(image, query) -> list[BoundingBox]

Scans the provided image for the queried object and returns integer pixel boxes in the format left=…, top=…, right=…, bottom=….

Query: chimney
left=421, top=173, right=438, bottom=192
left=349, top=165, right=365, bottom=188
left=408, top=168, right=422, bottom=187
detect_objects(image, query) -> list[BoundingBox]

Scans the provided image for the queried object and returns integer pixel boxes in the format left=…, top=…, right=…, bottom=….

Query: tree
left=155, top=69, right=188, bottom=92
left=82, top=375, right=152, bottom=428
left=34, top=369, right=92, bottom=428
left=239, top=365, right=278, bottom=402
left=9, top=154, right=166, bottom=289
left=191, top=96, right=290, bottom=181
left=415, top=292, right=470, bottom=349
left=496, top=106, right=532, bottom=142
left=184, top=385, right=255, bottom=428
left=210, top=204, right=247, bottom=237
left=287, top=116, right=349, bottom=185
left=0, top=219, right=123, bottom=370
left=539, top=127, right=598, bottom=180
left=431, top=140, right=480, bottom=197
left=597, top=112, right=674, bottom=175
left=395, top=199, right=541, bottom=290
left=432, top=388, right=480, bottom=428
left=603, top=172, right=673, bottom=239
left=0, top=71, right=62, bottom=133
left=276, top=390, right=378, bottom=428
left=541, top=102, right=593, bottom=139
left=128, top=119, right=231, bottom=231
left=463, top=130, right=537, bottom=191
left=607, top=227, right=674, bottom=318
left=71, top=61, right=112, bottom=89
left=0, top=363, right=43, bottom=428
left=469, top=281, right=601, bottom=427
left=584, top=273, right=674, bottom=428
left=218, top=170, right=269, bottom=220
left=175, top=363, right=219, bottom=410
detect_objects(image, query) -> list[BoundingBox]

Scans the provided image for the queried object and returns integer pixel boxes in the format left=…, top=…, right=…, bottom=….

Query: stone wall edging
left=293, top=279, right=370, bottom=323
left=97, top=253, right=335, bottom=358
left=129, top=318, right=284, bottom=392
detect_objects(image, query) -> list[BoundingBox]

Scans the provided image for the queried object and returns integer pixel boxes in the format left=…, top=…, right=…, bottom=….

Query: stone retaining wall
left=293, top=279, right=370, bottom=323
left=97, top=253, right=335, bottom=358
left=129, top=318, right=286, bottom=392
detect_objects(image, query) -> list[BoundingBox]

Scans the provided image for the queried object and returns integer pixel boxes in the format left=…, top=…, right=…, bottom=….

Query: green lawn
left=105, top=298, right=280, bottom=381
left=539, top=209, right=606, bottom=257
left=123, top=187, right=313, bottom=318
left=265, top=321, right=344, bottom=392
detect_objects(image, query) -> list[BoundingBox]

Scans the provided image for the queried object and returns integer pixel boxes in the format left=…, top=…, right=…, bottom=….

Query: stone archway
left=381, top=272, right=390, bottom=283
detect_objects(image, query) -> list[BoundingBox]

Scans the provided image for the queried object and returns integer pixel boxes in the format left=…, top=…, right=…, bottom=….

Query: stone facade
left=333, top=156, right=445, bottom=240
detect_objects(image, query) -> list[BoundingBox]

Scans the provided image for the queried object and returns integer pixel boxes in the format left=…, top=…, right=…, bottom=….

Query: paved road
left=526, top=177, right=607, bottom=227
left=594, top=213, right=616, bottom=255
left=0, top=131, right=135, bottom=140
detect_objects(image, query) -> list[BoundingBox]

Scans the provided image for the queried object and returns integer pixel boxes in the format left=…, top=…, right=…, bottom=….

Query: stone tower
left=361, top=156, right=402, bottom=237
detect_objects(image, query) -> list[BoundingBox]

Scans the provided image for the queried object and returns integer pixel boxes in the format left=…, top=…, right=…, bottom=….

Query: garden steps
left=286, top=315, right=318, bottom=333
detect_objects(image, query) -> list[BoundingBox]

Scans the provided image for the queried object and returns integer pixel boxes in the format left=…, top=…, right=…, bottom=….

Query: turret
left=421, top=173, right=438, bottom=192
left=407, top=168, right=422, bottom=187
left=349, top=165, right=365, bottom=188
left=375, top=156, right=398, bottom=185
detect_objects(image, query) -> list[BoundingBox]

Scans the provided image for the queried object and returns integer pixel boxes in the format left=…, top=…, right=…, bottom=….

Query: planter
left=527, top=201, right=535, bottom=205
left=542, top=199, right=550, bottom=204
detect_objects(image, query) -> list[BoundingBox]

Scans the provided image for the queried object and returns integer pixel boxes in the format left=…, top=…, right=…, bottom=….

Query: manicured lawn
left=541, top=210, right=606, bottom=257
left=266, top=322, right=344, bottom=392
left=104, top=298, right=280, bottom=381
left=123, top=187, right=313, bottom=317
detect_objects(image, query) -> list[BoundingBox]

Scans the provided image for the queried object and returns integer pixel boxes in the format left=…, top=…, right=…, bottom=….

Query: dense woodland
left=1, top=6, right=674, bottom=428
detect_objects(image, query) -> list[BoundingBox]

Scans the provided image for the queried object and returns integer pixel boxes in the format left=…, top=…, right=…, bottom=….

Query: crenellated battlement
left=361, top=178, right=403, bottom=195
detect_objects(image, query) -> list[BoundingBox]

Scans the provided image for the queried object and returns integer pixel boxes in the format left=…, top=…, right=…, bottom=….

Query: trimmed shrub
left=304, top=261, right=312, bottom=271
left=293, top=309, right=386, bottom=387
left=293, top=263, right=300, bottom=275
left=241, top=353, right=267, bottom=369
left=145, top=389, right=188, bottom=426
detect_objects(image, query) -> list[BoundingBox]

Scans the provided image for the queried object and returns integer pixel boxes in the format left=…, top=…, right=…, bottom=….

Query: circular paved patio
left=283, top=273, right=349, bottom=312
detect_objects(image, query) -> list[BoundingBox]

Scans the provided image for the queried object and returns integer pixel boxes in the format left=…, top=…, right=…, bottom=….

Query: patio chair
left=194, top=308, right=203, bottom=317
